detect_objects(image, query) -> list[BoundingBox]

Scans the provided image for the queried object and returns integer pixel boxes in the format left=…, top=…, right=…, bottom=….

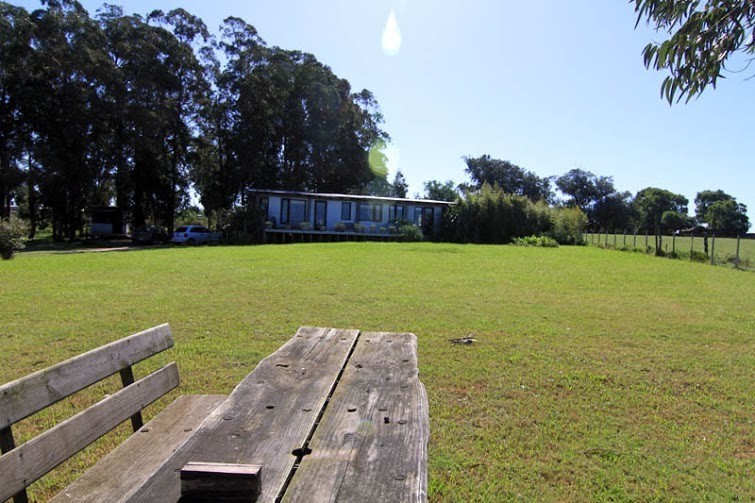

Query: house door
left=315, top=201, right=327, bottom=230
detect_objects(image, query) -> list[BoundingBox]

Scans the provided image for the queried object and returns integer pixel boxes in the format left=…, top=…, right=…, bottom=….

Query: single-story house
left=248, top=189, right=453, bottom=238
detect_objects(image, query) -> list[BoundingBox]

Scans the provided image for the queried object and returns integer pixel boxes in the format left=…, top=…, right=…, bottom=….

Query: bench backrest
left=0, top=324, right=179, bottom=502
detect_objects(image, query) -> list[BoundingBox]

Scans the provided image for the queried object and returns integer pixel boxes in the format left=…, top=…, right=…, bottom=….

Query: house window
left=414, top=207, right=434, bottom=226
left=281, top=198, right=307, bottom=224
left=388, top=205, right=406, bottom=222
left=341, top=202, right=352, bottom=220
left=357, top=203, right=382, bottom=222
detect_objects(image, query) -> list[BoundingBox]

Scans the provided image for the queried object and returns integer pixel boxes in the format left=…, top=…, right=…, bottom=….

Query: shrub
left=221, top=205, right=265, bottom=244
left=0, top=217, right=27, bottom=260
left=549, top=207, right=587, bottom=245
left=513, top=235, right=559, bottom=247
left=398, top=224, right=423, bottom=242
left=442, top=184, right=550, bottom=244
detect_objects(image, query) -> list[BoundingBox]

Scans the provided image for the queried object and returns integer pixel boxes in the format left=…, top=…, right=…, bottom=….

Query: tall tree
left=463, top=155, right=552, bottom=203
left=694, top=189, right=736, bottom=223
left=632, top=0, right=755, bottom=103
left=145, top=8, right=211, bottom=231
left=423, top=180, right=458, bottom=202
left=705, top=199, right=750, bottom=235
left=391, top=170, right=408, bottom=198
left=26, top=0, right=113, bottom=239
left=0, top=3, right=32, bottom=218
left=555, top=169, right=613, bottom=211
left=633, top=187, right=688, bottom=253
left=592, top=191, right=634, bottom=231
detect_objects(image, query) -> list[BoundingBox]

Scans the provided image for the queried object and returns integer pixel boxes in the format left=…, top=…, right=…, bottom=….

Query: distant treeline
left=425, top=156, right=750, bottom=244
left=0, top=1, right=388, bottom=239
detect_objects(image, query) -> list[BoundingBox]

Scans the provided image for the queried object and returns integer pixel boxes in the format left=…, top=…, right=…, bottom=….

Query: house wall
left=261, top=193, right=447, bottom=236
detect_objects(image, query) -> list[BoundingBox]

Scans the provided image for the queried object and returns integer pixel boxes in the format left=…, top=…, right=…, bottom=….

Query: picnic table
left=53, top=327, right=429, bottom=502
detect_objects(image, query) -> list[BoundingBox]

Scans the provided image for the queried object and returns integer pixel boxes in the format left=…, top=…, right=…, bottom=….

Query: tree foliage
left=423, top=180, right=458, bottom=202
left=705, top=199, right=750, bottom=235
left=694, top=189, right=750, bottom=235
left=462, top=155, right=552, bottom=203
left=632, top=0, right=755, bottom=103
left=442, top=184, right=586, bottom=245
left=633, top=187, right=688, bottom=253
left=555, top=168, right=631, bottom=230
left=0, top=215, right=26, bottom=259
left=0, top=1, right=388, bottom=238
left=555, top=169, right=613, bottom=212
left=391, top=170, right=408, bottom=198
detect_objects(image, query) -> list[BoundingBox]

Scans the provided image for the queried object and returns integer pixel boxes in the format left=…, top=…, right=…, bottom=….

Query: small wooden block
left=180, top=462, right=262, bottom=502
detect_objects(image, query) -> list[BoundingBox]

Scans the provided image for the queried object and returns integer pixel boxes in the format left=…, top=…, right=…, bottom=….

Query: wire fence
left=585, top=231, right=755, bottom=271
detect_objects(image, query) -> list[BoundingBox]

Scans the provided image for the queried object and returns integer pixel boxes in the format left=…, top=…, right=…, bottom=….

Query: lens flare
left=368, top=140, right=389, bottom=178
left=381, top=10, right=402, bottom=56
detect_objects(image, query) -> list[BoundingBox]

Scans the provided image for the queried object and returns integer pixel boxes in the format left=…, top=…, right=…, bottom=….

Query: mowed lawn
left=1, top=243, right=753, bottom=501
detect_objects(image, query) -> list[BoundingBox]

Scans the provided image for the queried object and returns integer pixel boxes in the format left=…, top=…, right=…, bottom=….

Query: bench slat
left=0, top=363, right=180, bottom=501
left=125, top=327, right=360, bottom=502
left=0, top=324, right=173, bottom=429
left=50, top=394, right=227, bottom=503
left=283, top=332, right=429, bottom=502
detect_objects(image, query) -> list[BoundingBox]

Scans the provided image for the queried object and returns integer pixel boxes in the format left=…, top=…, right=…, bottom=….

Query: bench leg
left=1, top=426, right=29, bottom=503
left=119, top=367, right=144, bottom=432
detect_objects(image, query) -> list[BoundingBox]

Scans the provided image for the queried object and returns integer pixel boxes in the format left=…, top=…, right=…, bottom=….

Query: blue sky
left=16, top=0, right=755, bottom=221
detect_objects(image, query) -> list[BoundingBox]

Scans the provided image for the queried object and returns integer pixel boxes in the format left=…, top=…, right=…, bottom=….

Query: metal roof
left=247, top=189, right=454, bottom=206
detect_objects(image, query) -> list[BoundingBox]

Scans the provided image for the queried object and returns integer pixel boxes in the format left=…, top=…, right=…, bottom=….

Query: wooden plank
left=180, top=462, right=261, bottom=502
left=0, top=363, right=180, bottom=501
left=0, top=324, right=173, bottom=429
left=127, top=327, right=359, bottom=503
left=282, top=332, right=429, bottom=503
left=50, top=394, right=227, bottom=503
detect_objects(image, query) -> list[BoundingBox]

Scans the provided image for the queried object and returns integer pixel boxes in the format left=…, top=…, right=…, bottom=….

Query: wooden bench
left=0, top=324, right=226, bottom=503
left=1, top=326, right=429, bottom=502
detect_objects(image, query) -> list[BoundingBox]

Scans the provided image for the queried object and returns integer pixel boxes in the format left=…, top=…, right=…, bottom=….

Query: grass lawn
left=587, top=233, right=755, bottom=270
left=1, top=243, right=753, bottom=501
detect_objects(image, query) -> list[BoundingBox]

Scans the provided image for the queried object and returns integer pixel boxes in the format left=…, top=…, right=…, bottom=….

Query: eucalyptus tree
left=26, top=0, right=113, bottom=239
left=632, top=0, right=755, bottom=103
left=194, top=17, right=388, bottom=213
left=145, top=8, right=211, bottom=231
left=0, top=2, right=32, bottom=218
left=98, top=6, right=210, bottom=229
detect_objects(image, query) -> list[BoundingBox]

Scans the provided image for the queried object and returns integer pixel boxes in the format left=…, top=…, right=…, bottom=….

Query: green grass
left=587, top=232, right=755, bottom=270
left=1, top=243, right=754, bottom=501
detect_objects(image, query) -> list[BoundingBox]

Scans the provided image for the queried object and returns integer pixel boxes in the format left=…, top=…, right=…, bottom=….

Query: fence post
left=623, top=230, right=627, bottom=246
left=735, top=235, right=741, bottom=269
left=613, top=231, right=617, bottom=247
left=645, top=231, right=648, bottom=249
left=633, top=231, right=637, bottom=249
left=710, top=234, right=716, bottom=265
left=604, top=230, right=609, bottom=247
left=672, top=234, right=676, bottom=255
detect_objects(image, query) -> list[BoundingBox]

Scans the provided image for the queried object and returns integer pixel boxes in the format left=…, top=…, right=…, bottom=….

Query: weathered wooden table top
left=129, top=327, right=429, bottom=502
